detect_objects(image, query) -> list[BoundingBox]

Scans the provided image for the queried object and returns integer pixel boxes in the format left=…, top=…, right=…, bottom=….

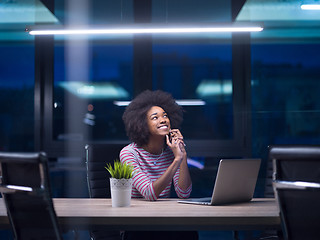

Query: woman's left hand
left=166, top=129, right=186, bottom=162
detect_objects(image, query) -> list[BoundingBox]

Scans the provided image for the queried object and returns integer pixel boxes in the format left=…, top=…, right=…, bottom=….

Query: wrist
left=173, top=156, right=183, bottom=163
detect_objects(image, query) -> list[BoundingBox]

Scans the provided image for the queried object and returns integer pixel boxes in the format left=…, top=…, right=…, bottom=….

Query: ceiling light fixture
left=113, top=99, right=206, bottom=107
left=301, top=4, right=320, bottom=10
left=26, top=23, right=263, bottom=35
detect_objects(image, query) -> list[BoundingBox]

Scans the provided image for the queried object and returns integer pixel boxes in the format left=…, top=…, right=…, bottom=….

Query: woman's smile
left=158, top=125, right=168, bottom=129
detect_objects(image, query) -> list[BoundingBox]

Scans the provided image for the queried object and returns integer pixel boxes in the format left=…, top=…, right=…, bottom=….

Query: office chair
left=0, top=151, right=63, bottom=240
left=85, top=143, right=126, bottom=240
left=264, top=153, right=275, bottom=198
left=269, top=145, right=320, bottom=240
left=254, top=155, right=282, bottom=240
left=269, top=145, right=320, bottom=182
left=273, top=180, right=320, bottom=240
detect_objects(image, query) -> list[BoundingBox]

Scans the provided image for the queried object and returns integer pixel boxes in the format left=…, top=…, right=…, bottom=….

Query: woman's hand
left=165, top=129, right=191, bottom=193
left=166, top=129, right=186, bottom=163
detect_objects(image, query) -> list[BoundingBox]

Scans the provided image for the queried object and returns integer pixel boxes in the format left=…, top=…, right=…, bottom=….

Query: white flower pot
left=110, top=178, right=133, bottom=207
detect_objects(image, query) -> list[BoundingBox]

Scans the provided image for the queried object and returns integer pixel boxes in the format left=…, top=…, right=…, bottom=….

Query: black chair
left=264, top=153, right=275, bottom=198
left=255, top=154, right=282, bottom=240
left=0, top=151, right=63, bottom=240
left=269, top=145, right=320, bottom=240
left=85, top=143, right=126, bottom=240
left=273, top=180, right=320, bottom=240
left=269, top=145, right=320, bottom=182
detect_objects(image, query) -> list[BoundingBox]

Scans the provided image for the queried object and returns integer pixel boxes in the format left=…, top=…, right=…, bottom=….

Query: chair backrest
left=269, top=145, right=320, bottom=182
left=0, top=151, right=62, bottom=240
left=85, top=143, right=126, bottom=198
left=273, top=180, right=320, bottom=240
left=85, top=143, right=125, bottom=240
left=264, top=155, right=275, bottom=197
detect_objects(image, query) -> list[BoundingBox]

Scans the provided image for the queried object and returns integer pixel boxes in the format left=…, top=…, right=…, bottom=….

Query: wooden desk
left=0, top=198, right=280, bottom=231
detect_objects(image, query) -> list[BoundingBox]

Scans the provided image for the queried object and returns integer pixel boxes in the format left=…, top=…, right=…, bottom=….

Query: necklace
left=153, top=148, right=164, bottom=165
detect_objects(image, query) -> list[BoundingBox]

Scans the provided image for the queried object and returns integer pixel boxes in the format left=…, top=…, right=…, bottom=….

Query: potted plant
left=105, top=160, right=133, bottom=207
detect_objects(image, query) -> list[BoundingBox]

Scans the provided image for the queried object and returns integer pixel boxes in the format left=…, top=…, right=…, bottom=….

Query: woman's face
left=146, top=106, right=171, bottom=137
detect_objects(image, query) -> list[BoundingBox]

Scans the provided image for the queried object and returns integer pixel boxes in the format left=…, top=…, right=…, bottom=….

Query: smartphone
left=168, top=131, right=172, bottom=143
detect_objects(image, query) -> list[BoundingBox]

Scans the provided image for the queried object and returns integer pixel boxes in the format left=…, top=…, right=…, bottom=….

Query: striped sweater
left=120, top=142, right=192, bottom=201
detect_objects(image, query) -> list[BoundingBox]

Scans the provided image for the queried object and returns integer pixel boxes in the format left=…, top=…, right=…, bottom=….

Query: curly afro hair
left=122, top=90, right=183, bottom=146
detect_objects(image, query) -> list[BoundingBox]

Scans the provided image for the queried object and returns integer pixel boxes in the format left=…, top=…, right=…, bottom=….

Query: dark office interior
left=1, top=0, right=320, bottom=239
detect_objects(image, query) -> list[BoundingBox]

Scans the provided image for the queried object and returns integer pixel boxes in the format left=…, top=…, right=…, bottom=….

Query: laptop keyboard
left=192, top=197, right=211, bottom=203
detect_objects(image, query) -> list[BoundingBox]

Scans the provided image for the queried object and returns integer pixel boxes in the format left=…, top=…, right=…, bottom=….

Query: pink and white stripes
left=120, top=143, right=192, bottom=201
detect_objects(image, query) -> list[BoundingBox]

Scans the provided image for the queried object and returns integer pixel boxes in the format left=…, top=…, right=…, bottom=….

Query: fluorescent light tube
left=113, top=99, right=206, bottom=106
left=27, top=24, right=263, bottom=35
left=301, top=4, right=320, bottom=10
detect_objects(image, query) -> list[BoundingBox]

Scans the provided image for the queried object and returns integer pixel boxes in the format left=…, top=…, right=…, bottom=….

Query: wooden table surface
left=0, top=198, right=280, bottom=231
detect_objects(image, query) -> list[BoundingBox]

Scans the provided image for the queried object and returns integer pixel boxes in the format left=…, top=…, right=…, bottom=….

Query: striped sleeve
left=120, top=147, right=158, bottom=201
left=173, top=167, right=192, bottom=199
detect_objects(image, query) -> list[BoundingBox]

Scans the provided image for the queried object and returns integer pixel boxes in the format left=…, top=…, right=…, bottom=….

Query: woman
left=120, top=90, right=197, bottom=240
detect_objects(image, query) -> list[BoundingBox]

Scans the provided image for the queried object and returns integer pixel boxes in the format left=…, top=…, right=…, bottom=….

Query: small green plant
left=105, top=160, right=133, bottom=179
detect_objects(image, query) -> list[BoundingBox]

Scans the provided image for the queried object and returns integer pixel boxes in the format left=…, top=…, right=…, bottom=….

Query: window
left=0, top=43, right=34, bottom=151
left=53, top=40, right=133, bottom=142
left=152, top=43, right=233, bottom=140
left=39, top=34, right=250, bottom=158
left=37, top=0, right=249, bottom=158
left=251, top=43, right=320, bottom=158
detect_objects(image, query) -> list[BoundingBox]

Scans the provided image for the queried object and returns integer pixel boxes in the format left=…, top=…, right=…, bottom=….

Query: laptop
left=178, top=158, right=261, bottom=205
